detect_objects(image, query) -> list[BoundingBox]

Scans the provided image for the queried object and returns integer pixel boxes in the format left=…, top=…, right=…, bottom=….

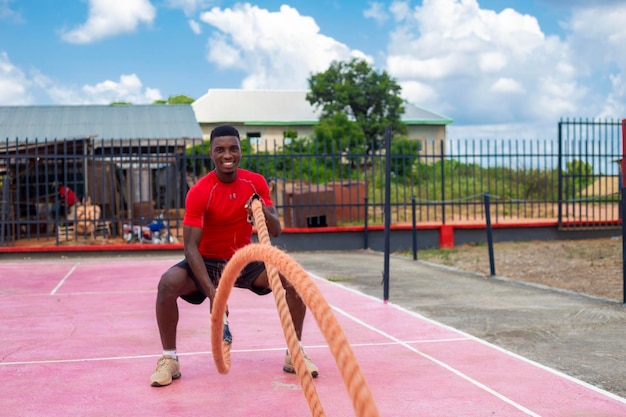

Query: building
left=192, top=89, right=453, bottom=148
left=0, top=105, right=203, bottom=243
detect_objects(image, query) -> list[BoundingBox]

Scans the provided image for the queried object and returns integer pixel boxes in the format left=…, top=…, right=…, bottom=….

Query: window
left=246, top=132, right=262, bottom=147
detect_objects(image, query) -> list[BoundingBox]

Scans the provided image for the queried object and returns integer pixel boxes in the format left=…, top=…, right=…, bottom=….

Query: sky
left=1, top=0, right=626, bottom=140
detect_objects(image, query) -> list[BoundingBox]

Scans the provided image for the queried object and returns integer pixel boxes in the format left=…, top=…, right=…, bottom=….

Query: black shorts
left=175, top=258, right=271, bottom=304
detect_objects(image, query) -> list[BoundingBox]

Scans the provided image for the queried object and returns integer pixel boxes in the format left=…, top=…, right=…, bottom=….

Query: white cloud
left=399, top=80, right=439, bottom=106
left=0, top=54, right=162, bottom=105
left=389, top=1, right=411, bottom=22
left=164, top=0, right=215, bottom=16
left=447, top=120, right=555, bottom=140
left=388, top=53, right=467, bottom=79
left=598, top=73, right=626, bottom=118
left=544, top=4, right=626, bottom=121
left=0, top=0, right=22, bottom=22
left=0, top=52, right=31, bottom=105
left=188, top=19, right=202, bottom=34
left=199, top=3, right=372, bottom=90
left=60, top=0, right=156, bottom=44
left=383, top=0, right=587, bottom=129
left=490, top=78, right=524, bottom=94
left=48, top=74, right=162, bottom=104
left=363, top=2, right=389, bottom=25
left=478, top=52, right=507, bottom=73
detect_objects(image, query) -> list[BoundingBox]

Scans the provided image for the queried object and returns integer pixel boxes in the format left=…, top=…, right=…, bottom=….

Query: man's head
left=209, top=125, right=242, bottom=183
left=210, top=125, right=240, bottom=144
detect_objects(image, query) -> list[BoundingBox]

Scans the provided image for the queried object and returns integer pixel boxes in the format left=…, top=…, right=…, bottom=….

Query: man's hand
left=245, top=193, right=263, bottom=225
left=206, top=283, right=217, bottom=312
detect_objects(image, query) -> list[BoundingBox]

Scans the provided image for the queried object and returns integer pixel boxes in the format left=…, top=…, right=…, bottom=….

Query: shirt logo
left=229, top=193, right=237, bottom=200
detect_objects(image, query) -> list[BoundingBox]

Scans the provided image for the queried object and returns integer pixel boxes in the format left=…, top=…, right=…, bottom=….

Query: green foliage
left=307, top=58, right=406, bottom=152
left=185, top=140, right=212, bottom=174
left=183, top=138, right=599, bottom=212
left=390, top=136, right=422, bottom=183
left=283, top=128, right=298, bottom=139
left=110, top=102, right=132, bottom=106
left=240, top=150, right=279, bottom=179
left=522, top=168, right=558, bottom=200
left=153, top=95, right=195, bottom=105
left=312, top=112, right=365, bottom=152
left=564, top=159, right=594, bottom=198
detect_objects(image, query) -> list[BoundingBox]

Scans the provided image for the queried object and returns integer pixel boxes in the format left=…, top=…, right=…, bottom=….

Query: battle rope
left=211, top=199, right=380, bottom=417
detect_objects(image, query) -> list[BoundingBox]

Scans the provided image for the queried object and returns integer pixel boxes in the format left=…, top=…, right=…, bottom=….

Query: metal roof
left=0, top=105, right=203, bottom=141
left=401, top=103, right=453, bottom=125
left=192, top=90, right=320, bottom=124
left=192, top=89, right=453, bottom=125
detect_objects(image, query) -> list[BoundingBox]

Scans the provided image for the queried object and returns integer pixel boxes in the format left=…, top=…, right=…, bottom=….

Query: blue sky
left=1, top=0, right=626, bottom=140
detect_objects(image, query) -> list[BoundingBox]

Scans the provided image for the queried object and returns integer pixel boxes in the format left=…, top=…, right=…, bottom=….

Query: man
left=150, top=125, right=318, bottom=387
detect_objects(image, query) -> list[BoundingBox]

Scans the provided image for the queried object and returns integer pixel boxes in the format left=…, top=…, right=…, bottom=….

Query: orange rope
left=211, top=199, right=379, bottom=417
left=251, top=200, right=324, bottom=417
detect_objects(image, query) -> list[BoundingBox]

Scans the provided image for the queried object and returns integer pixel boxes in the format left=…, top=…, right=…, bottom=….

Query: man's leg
left=281, top=276, right=306, bottom=340
left=251, top=269, right=306, bottom=339
left=151, top=266, right=198, bottom=387
left=251, top=269, right=319, bottom=377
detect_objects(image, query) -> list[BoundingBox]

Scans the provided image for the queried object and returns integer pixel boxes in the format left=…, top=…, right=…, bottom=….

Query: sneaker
left=283, top=347, right=319, bottom=378
left=223, top=322, right=232, bottom=344
left=150, top=355, right=181, bottom=387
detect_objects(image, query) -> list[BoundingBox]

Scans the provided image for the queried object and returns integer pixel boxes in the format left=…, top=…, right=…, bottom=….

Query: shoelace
left=155, top=357, right=175, bottom=371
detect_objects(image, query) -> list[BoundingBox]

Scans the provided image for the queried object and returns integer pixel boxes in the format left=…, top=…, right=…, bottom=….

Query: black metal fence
left=0, top=118, right=623, bottom=246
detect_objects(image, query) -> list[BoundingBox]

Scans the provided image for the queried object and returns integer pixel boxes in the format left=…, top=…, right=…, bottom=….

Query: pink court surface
left=1, top=254, right=626, bottom=417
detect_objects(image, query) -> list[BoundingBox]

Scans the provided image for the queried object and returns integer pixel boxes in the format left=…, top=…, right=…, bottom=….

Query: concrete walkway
left=290, top=249, right=626, bottom=400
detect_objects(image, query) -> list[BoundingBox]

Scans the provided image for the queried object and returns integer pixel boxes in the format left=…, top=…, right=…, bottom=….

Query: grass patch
left=326, top=276, right=356, bottom=282
left=409, top=248, right=461, bottom=262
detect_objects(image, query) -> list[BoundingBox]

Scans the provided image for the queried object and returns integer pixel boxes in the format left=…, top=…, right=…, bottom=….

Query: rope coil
left=211, top=199, right=380, bottom=417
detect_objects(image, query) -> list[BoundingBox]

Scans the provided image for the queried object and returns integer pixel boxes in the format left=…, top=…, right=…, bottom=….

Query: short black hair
left=210, top=125, right=240, bottom=143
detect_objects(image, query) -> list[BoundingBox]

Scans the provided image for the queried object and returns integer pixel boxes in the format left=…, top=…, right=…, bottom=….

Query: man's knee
left=251, top=270, right=270, bottom=290
left=157, top=267, right=188, bottom=298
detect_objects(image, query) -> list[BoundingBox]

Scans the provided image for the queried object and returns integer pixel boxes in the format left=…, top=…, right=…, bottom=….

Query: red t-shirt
left=183, top=169, right=274, bottom=260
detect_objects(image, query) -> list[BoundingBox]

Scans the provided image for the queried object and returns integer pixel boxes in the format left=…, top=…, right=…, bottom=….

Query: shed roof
left=192, top=89, right=453, bottom=125
left=0, top=105, right=203, bottom=141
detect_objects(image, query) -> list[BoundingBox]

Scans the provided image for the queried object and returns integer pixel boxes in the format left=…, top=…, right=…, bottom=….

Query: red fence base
left=439, top=225, right=455, bottom=248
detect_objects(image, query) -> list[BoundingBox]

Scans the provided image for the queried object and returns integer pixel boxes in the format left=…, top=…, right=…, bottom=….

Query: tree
left=306, top=58, right=407, bottom=152
left=312, top=112, right=365, bottom=154
left=153, top=95, right=195, bottom=105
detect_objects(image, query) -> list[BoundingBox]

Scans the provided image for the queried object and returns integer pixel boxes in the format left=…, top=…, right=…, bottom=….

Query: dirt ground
left=415, top=236, right=624, bottom=301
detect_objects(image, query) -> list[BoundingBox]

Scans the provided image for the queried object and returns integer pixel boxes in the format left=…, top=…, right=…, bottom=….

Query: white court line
left=308, top=271, right=626, bottom=407
left=5, top=260, right=624, bottom=409
left=0, top=339, right=466, bottom=366
left=1, top=289, right=156, bottom=298
left=50, top=262, right=80, bottom=295
left=329, top=304, right=541, bottom=417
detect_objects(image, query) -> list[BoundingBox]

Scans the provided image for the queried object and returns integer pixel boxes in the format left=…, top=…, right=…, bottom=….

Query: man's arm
left=183, top=225, right=216, bottom=308
left=262, top=204, right=282, bottom=238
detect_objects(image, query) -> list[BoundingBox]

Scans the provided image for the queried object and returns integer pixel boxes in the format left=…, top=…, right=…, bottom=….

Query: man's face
left=210, top=135, right=241, bottom=179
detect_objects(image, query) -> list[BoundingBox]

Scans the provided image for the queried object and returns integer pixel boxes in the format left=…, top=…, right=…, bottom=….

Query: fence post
left=383, top=126, right=392, bottom=303
left=440, top=140, right=446, bottom=224
left=557, top=120, right=563, bottom=228
left=363, top=196, right=369, bottom=250
left=411, top=196, right=417, bottom=260
left=483, top=193, right=496, bottom=276
left=621, top=119, right=626, bottom=304
left=621, top=186, right=626, bottom=305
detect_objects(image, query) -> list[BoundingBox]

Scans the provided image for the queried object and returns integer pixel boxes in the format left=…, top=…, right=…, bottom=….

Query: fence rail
left=1, top=119, right=623, bottom=247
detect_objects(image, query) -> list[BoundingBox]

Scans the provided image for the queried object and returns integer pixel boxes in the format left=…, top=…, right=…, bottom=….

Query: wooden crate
left=57, top=221, right=112, bottom=242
